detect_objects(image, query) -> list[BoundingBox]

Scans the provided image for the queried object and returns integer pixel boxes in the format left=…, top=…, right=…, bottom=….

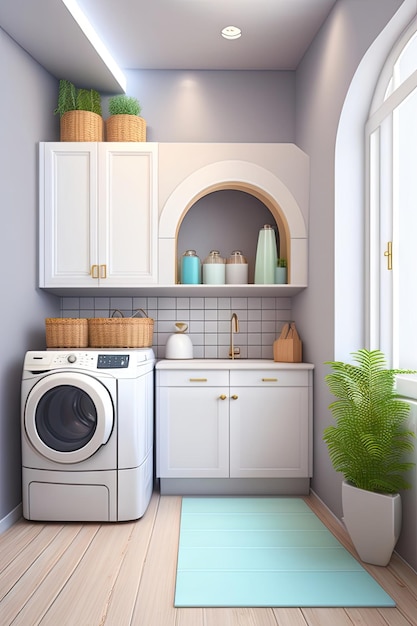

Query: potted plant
left=275, top=258, right=287, bottom=284
left=323, top=348, right=416, bottom=565
left=54, top=79, right=103, bottom=141
left=106, top=94, right=146, bottom=142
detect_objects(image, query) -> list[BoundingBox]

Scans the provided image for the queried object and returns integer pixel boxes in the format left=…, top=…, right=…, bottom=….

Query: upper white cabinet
left=39, top=142, right=158, bottom=288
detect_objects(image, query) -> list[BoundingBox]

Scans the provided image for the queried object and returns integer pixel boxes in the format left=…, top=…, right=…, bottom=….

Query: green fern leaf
left=324, top=349, right=416, bottom=494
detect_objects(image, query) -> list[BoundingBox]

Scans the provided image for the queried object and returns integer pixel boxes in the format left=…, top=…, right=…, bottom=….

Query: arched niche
left=158, top=159, right=307, bottom=285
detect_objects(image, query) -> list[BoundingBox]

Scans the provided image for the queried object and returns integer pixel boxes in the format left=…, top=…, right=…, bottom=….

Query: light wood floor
left=1, top=490, right=417, bottom=626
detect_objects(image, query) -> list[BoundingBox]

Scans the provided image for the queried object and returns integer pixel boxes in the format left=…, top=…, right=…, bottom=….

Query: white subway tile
left=60, top=296, right=293, bottom=358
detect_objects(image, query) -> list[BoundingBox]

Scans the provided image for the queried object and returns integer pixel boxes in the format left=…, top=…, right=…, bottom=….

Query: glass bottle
left=254, top=225, right=278, bottom=284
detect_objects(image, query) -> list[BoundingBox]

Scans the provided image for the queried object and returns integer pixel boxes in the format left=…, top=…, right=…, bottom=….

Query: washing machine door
left=24, top=372, right=114, bottom=464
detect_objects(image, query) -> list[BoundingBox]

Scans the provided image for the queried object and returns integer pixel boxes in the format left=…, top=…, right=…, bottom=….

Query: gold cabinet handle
left=91, top=264, right=99, bottom=279
left=384, top=241, right=392, bottom=270
left=219, top=394, right=227, bottom=400
left=231, top=394, right=238, bottom=400
left=100, top=264, right=107, bottom=279
left=262, top=378, right=278, bottom=382
left=189, top=378, right=208, bottom=382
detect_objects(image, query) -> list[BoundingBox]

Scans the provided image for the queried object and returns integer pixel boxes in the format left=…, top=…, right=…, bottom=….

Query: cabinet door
left=229, top=385, right=310, bottom=478
left=40, top=143, right=99, bottom=287
left=156, top=386, right=229, bottom=478
left=98, top=144, right=158, bottom=286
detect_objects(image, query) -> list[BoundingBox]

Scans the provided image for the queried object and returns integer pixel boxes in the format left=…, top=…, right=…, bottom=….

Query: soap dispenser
left=165, top=323, right=194, bottom=359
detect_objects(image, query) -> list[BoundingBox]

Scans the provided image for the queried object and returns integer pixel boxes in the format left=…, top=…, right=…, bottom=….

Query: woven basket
left=60, top=111, right=103, bottom=142
left=88, top=309, right=154, bottom=348
left=45, top=318, right=88, bottom=348
left=106, top=115, right=146, bottom=142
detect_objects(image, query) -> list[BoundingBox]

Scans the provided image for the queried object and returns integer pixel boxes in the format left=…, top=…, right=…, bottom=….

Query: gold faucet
left=229, top=313, right=239, bottom=359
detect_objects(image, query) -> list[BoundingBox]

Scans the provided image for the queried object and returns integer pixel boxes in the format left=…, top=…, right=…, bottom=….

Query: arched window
left=366, top=18, right=417, bottom=368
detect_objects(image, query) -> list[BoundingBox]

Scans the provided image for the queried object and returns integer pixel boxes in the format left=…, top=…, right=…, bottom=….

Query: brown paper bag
left=273, top=322, right=302, bottom=362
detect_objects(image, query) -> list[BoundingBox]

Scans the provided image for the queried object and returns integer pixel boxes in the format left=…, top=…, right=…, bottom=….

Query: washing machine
left=21, top=348, right=155, bottom=522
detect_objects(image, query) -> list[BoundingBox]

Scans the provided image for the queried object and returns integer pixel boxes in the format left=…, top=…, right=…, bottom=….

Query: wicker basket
left=88, top=310, right=154, bottom=348
left=45, top=318, right=88, bottom=348
left=60, top=110, right=103, bottom=142
left=105, top=115, right=146, bottom=142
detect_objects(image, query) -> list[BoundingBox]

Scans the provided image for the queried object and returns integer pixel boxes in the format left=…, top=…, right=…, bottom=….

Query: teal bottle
left=181, top=250, right=201, bottom=284
left=254, top=225, right=278, bottom=284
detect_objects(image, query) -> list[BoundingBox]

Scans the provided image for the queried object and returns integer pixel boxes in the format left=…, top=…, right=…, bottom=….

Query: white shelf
left=41, top=284, right=307, bottom=298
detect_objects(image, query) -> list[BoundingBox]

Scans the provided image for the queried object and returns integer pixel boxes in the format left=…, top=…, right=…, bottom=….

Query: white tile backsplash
left=60, top=295, right=292, bottom=359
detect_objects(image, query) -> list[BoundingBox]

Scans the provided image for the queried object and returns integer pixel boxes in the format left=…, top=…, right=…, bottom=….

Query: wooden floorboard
left=0, top=490, right=416, bottom=626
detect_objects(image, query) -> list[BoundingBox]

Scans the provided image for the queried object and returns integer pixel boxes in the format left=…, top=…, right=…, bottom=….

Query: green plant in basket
left=76, top=88, right=102, bottom=115
left=54, top=79, right=102, bottom=117
left=108, top=94, right=142, bottom=116
left=323, top=348, right=416, bottom=494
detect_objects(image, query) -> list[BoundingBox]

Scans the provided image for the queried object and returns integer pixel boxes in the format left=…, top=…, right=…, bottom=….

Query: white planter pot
left=342, top=480, right=402, bottom=566
left=274, top=266, right=287, bottom=284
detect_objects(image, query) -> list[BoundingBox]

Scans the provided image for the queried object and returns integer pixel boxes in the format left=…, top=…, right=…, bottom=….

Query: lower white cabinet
left=156, top=370, right=229, bottom=477
left=156, top=362, right=313, bottom=489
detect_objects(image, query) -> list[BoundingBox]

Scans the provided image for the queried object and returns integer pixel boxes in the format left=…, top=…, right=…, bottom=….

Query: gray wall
left=104, top=70, right=296, bottom=143
left=294, top=0, right=413, bottom=517
left=0, top=27, right=59, bottom=528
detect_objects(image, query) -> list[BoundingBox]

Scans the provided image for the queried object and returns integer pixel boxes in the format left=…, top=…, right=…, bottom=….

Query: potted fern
left=324, top=349, right=416, bottom=565
left=106, top=94, right=146, bottom=142
left=54, top=79, right=103, bottom=141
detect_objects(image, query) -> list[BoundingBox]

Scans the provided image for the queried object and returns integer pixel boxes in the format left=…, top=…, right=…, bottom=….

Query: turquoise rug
left=175, top=497, right=395, bottom=607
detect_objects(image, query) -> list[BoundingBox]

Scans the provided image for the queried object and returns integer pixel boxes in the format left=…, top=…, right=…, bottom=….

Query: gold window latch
left=384, top=241, right=392, bottom=271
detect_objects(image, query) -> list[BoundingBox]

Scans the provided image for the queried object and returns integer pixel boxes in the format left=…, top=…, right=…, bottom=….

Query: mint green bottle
left=254, top=225, right=278, bottom=284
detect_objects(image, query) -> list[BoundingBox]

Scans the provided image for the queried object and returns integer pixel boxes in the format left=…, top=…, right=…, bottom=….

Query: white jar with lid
left=203, top=250, right=226, bottom=284
left=226, top=250, right=248, bottom=284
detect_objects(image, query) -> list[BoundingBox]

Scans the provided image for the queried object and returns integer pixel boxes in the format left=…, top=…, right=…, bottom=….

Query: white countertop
left=156, top=359, right=314, bottom=370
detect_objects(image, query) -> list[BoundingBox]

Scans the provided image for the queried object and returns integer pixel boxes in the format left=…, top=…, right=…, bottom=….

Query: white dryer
left=21, top=348, right=155, bottom=522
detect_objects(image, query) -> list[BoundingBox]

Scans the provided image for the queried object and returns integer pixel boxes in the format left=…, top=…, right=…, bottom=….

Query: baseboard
left=0, top=502, right=22, bottom=534
left=160, top=477, right=311, bottom=496
left=308, top=487, right=346, bottom=529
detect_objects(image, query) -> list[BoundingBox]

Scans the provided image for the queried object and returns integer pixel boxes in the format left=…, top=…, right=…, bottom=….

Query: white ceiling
left=0, top=0, right=337, bottom=92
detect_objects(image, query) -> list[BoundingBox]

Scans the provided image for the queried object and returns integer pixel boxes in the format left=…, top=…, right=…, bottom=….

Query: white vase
left=342, top=480, right=402, bottom=566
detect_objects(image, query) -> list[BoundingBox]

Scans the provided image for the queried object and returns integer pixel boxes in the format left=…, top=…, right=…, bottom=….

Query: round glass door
left=35, top=385, right=98, bottom=452
left=24, top=372, right=114, bottom=463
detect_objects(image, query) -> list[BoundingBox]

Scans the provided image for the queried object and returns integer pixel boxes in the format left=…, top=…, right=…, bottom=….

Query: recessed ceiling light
left=221, top=26, right=242, bottom=40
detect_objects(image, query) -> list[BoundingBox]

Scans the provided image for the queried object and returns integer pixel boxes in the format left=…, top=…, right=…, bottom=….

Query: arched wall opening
left=158, top=158, right=308, bottom=285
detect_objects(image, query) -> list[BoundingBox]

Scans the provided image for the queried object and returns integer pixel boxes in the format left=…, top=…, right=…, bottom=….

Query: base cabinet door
left=229, top=385, right=309, bottom=477
left=156, top=383, right=229, bottom=478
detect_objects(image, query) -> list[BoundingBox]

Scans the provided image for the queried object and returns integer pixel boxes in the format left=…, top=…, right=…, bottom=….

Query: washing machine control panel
left=24, top=349, right=154, bottom=373
left=97, top=354, right=130, bottom=369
